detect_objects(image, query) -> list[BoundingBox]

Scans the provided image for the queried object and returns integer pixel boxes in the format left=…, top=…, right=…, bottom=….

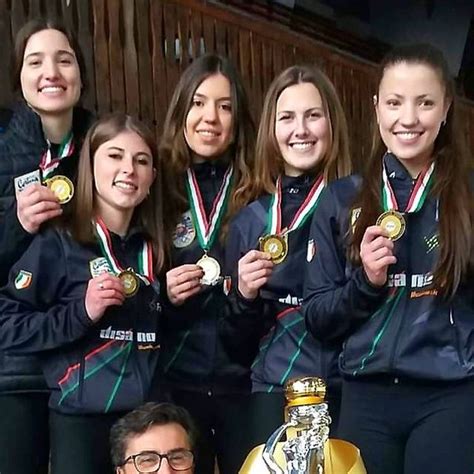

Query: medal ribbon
left=94, top=218, right=154, bottom=283
left=266, top=175, right=325, bottom=235
left=40, top=132, right=75, bottom=179
left=382, top=160, right=435, bottom=213
left=185, top=165, right=233, bottom=252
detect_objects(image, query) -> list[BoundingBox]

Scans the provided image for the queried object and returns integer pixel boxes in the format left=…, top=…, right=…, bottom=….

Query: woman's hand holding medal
left=16, top=183, right=62, bottom=234
left=166, top=264, right=205, bottom=306
left=85, top=274, right=126, bottom=322
left=360, top=226, right=397, bottom=287
left=238, top=250, right=274, bottom=300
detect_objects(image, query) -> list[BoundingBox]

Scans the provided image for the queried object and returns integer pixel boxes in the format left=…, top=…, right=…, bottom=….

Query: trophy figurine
left=239, top=377, right=366, bottom=474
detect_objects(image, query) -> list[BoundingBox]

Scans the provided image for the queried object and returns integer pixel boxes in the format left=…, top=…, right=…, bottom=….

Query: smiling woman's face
left=20, top=28, right=82, bottom=116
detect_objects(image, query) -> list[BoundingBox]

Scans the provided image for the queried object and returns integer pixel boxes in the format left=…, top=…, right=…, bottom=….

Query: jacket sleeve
left=218, top=214, right=270, bottom=364
left=302, top=186, right=388, bottom=342
left=0, top=200, right=34, bottom=287
left=0, top=229, right=93, bottom=353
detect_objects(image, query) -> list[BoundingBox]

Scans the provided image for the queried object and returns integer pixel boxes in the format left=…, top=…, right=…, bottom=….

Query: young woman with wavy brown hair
left=155, top=53, right=256, bottom=474
left=223, top=64, right=351, bottom=451
left=303, top=44, right=474, bottom=473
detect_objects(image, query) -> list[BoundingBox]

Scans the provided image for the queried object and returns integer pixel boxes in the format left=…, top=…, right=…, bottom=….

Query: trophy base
left=239, top=439, right=366, bottom=474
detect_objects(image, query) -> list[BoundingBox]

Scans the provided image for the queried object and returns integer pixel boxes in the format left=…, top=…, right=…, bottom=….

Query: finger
left=97, top=288, right=126, bottom=300
left=174, top=285, right=202, bottom=302
left=167, top=264, right=203, bottom=278
left=25, top=200, right=62, bottom=216
left=370, top=246, right=394, bottom=261
left=241, top=258, right=274, bottom=273
left=368, top=256, right=397, bottom=272
left=18, top=185, right=58, bottom=204
left=172, top=279, right=202, bottom=296
left=242, top=267, right=273, bottom=283
left=172, top=270, right=204, bottom=286
left=249, top=277, right=271, bottom=289
left=100, top=296, right=126, bottom=307
left=241, top=249, right=272, bottom=263
left=362, top=225, right=390, bottom=245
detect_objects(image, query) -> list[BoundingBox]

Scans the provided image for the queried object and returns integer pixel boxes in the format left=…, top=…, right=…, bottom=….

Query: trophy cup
left=239, top=377, right=366, bottom=474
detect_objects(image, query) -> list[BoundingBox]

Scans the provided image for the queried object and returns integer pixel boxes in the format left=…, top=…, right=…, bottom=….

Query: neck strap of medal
left=381, top=159, right=435, bottom=213
left=40, top=132, right=75, bottom=179
left=94, top=218, right=154, bottom=283
left=185, top=165, right=234, bottom=252
left=266, top=175, right=325, bottom=235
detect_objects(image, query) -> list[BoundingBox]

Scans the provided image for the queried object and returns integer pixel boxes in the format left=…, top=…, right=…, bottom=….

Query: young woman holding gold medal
left=0, top=18, right=92, bottom=474
left=0, top=114, right=166, bottom=474
left=155, top=54, right=255, bottom=473
left=223, top=65, right=351, bottom=452
left=303, top=44, right=474, bottom=473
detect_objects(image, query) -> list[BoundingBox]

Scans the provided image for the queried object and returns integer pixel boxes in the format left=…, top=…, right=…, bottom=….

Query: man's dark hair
left=110, top=402, right=198, bottom=468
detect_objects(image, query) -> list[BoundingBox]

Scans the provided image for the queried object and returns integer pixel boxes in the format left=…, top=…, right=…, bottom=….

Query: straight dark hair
left=159, top=53, right=256, bottom=235
left=350, top=44, right=473, bottom=297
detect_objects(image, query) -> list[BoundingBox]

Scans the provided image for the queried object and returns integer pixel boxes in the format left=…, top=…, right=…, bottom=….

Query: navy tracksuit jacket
left=303, top=153, right=474, bottom=381
left=224, top=174, right=341, bottom=394
left=158, top=160, right=255, bottom=394
left=0, top=226, right=162, bottom=414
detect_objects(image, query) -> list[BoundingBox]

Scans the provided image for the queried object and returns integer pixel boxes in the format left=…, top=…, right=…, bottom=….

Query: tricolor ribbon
left=94, top=218, right=154, bottom=284
left=381, top=158, right=435, bottom=213
left=40, top=132, right=75, bottom=179
left=185, top=165, right=233, bottom=252
left=266, top=175, right=325, bottom=235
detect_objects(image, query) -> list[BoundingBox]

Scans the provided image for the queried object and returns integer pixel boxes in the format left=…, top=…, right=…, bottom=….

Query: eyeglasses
left=122, top=449, right=194, bottom=472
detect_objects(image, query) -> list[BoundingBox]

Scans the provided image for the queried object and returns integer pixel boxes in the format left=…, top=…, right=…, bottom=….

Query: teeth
left=114, top=182, right=136, bottom=190
left=396, top=132, right=421, bottom=139
left=198, top=130, right=218, bottom=137
left=40, top=86, right=64, bottom=93
left=290, top=142, right=314, bottom=151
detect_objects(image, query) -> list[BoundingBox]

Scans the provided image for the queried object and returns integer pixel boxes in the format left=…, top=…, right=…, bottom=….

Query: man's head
left=111, top=403, right=197, bottom=473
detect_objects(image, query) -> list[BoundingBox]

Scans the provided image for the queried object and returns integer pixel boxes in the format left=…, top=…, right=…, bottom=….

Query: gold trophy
left=240, top=377, right=366, bottom=474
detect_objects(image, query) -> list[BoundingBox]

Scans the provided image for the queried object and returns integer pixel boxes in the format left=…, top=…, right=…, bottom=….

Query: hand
left=16, top=184, right=62, bottom=234
left=85, top=274, right=125, bottom=322
left=360, top=226, right=397, bottom=287
left=238, top=250, right=274, bottom=300
left=166, top=264, right=204, bottom=306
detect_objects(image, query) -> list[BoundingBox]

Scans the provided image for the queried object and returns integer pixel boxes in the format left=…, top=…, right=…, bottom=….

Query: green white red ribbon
left=40, top=132, right=75, bottom=179
left=185, top=165, right=233, bottom=251
left=266, top=175, right=325, bottom=235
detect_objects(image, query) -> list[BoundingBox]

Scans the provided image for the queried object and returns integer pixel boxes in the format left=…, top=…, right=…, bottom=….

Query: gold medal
left=376, top=210, right=406, bottom=241
left=259, top=234, right=288, bottom=264
left=196, top=255, right=221, bottom=286
left=45, top=175, right=74, bottom=204
left=118, top=268, right=139, bottom=297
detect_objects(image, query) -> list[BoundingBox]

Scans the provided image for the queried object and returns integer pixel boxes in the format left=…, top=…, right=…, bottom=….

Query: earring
left=442, top=119, right=447, bottom=126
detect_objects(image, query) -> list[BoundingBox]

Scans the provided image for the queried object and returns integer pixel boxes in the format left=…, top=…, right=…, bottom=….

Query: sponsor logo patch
left=172, top=210, right=196, bottom=248
left=89, top=257, right=112, bottom=277
left=15, top=270, right=32, bottom=290
left=14, top=170, right=41, bottom=193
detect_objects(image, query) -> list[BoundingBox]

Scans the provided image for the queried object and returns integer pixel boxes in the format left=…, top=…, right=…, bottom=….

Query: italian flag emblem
left=15, top=270, right=32, bottom=290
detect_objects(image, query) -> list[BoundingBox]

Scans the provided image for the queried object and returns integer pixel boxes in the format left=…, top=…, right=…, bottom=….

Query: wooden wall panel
left=0, top=0, right=472, bottom=168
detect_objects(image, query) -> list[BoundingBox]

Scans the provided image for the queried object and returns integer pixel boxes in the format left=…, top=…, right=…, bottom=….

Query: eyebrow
left=193, top=92, right=231, bottom=102
left=385, top=93, right=432, bottom=99
left=107, top=146, right=152, bottom=157
left=277, top=106, right=324, bottom=114
left=24, top=50, right=75, bottom=60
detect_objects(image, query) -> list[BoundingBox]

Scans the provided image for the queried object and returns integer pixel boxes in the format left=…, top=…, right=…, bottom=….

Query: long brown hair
left=350, top=44, right=473, bottom=297
left=67, top=113, right=168, bottom=273
left=239, top=65, right=351, bottom=203
left=159, top=54, right=255, bottom=233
